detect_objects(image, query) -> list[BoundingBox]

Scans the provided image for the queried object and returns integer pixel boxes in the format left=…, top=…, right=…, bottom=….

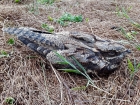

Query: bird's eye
left=108, top=52, right=116, bottom=56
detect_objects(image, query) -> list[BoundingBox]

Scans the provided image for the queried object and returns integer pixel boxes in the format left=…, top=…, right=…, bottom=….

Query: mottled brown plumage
left=2, top=27, right=130, bottom=76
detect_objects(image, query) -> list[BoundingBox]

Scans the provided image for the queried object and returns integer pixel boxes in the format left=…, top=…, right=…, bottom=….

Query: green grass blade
left=135, top=44, right=140, bottom=50
left=71, top=86, right=86, bottom=91
left=7, top=38, right=15, bottom=45
left=71, top=56, right=87, bottom=73
left=137, top=63, right=140, bottom=70
left=54, top=51, right=77, bottom=70
left=56, top=61, right=69, bottom=65
left=127, top=58, right=135, bottom=72
left=54, top=51, right=112, bottom=95
left=58, top=69, right=81, bottom=74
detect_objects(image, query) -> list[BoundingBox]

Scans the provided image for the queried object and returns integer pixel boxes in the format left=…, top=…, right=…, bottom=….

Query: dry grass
left=0, top=0, right=140, bottom=105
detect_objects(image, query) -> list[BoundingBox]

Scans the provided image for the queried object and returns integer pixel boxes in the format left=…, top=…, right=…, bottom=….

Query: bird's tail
left=18, top=36, right=51, bottom=57
left=2, top=27, right=50, bottom=44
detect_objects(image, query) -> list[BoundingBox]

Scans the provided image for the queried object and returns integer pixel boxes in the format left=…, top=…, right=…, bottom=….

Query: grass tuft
left=55, top=51, right=112, bottom=95
left=37, top=0, right=55, bottom=4
left=56, top=13, right=83, bottom=26
left=7, top=38, right=15, bottom=45
left=116, top=7, right=140, bottom=51
left=0, top=50, right=9, bottom=58
left=127, top=58, right=140, bottom=79
left=5, top=97, right=15, bottom=105
left=41, top=23, right=54, bottom=33
left=14, top=0, right=20, bottom=3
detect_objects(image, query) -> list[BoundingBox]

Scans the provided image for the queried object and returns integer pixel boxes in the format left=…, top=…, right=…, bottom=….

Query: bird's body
left=2, top=27, right=130, bottom=76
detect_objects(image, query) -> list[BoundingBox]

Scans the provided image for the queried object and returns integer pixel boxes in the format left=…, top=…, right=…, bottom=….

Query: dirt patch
left=0, top=0, right=140, bottom=105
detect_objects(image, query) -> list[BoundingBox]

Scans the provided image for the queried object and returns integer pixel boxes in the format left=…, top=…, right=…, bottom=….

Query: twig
left=50, top=63, right=64, bottom=105
left=42, top=63, right=51, bottom=105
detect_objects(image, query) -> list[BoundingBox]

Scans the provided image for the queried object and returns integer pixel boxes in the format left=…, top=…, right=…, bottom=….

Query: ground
left=0, top=0, right=140, bottom=105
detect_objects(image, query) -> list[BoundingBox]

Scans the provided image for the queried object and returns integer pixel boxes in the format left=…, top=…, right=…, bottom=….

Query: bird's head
left=87, top=40, right=131, bottom=76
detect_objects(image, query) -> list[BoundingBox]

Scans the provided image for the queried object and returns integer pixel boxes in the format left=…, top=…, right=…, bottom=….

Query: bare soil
left=0, top=0, right=140, bottom=105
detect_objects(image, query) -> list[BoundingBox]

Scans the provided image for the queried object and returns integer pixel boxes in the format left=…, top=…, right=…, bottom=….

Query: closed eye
left=100, top=51, right=119, bottom=57
left=108, top=52, right=116, bottom=56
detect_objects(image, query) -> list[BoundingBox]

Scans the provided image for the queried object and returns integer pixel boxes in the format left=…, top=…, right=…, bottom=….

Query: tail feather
left=18, top=36, right=51, bottom=57
left=3, top=27, right=42, bottom=39
left=2, top=27, right=60, bottom=48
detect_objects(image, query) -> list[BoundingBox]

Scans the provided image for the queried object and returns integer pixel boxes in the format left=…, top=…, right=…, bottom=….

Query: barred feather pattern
left=2, top=27, right=130, bottom=75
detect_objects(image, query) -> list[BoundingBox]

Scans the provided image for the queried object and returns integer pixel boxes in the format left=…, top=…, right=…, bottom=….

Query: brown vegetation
left=0, top=0, right=140, bottom=105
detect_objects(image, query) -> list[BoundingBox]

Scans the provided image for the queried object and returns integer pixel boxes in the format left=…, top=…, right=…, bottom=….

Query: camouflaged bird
left=2, top=27, right=130, bottom=76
